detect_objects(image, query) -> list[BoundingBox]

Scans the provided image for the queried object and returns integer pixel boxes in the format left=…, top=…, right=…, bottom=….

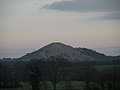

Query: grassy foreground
left=0, top=81, right=85, bottom=90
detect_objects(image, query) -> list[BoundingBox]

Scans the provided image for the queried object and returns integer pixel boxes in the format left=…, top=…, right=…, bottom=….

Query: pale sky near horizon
left=0, top=0, right=120, bottom=58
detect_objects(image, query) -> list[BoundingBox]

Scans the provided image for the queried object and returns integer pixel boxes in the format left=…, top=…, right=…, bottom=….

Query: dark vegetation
left=0, top=45, right=120, bottom=90
left=0, top=56, right=120, bottom=90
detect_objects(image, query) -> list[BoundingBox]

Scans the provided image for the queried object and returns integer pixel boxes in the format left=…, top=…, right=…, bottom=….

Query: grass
left=0, top=81, right=85, bottom=90
left=0, top=82, right=31, bottom=90
left=94, top=65, right=120, bottom=71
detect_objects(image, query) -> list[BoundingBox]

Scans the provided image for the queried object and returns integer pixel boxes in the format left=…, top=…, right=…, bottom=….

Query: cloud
left=43, top=0, right=120, bottom=20
left=44, top=0, right=120, bottom=12
left=94, top=12, right=120, bottom=20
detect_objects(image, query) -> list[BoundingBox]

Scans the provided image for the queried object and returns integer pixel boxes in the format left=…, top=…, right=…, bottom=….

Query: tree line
left=0, top=56, right=120, bottom=90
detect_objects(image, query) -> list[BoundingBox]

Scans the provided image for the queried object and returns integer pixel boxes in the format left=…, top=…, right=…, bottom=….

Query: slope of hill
left=76, top=48, right=107, bottom=60
left=19, top=43, right=93, bottom=61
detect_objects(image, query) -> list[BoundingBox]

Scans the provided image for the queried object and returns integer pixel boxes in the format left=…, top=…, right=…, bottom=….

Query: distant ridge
left=19, top=42, right=93, bottom=61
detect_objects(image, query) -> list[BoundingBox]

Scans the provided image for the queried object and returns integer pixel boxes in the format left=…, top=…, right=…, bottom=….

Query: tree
left=47, top=56, right=69, bottom=90
left=80, top=61, right=97, bottom=90
left=96, top=70, right=108, bottom=90
left=26, top=59, right=43, bottom=90
left=112, top=59, right=120, bottom=90
left=0, top=62, right=2, bottom=87
left=0, top=62, right=10, bottom=88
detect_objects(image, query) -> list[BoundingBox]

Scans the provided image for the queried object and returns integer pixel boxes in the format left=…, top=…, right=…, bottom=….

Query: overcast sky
left=0, top=0, right=120, bottom=58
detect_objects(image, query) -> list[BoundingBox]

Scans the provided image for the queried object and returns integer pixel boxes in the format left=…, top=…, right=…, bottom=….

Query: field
left=94, top=65, right=120, bottom=71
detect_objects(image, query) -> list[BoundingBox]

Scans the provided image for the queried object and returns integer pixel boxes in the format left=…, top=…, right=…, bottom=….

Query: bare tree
left=26, top=59, right=43, bottom=90
left=47, top=56, right=69, bottom=90
left=80, top=60, right=96, bottom=90
left=112, top=59, right=120, bottom=90
left=0, top=62, right=2, bottom=87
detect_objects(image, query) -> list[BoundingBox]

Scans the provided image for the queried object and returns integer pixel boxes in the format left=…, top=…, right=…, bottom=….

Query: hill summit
left=19, top=42, right=93, bottom=61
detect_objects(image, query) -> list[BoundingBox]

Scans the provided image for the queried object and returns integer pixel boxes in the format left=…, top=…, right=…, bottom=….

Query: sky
left=0, top=0, right=120, bottom=58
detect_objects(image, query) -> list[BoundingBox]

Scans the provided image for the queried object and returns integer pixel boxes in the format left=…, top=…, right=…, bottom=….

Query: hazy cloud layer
left=93, top=12, right=120, bottom=20
left=44, top=0, right=120, bottom=12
